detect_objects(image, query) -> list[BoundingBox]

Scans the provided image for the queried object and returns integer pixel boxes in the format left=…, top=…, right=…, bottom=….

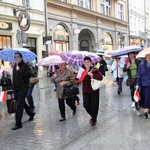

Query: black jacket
left=123, top=59, right=141, bottom=79
left=13, top=60, right=31, bottom=92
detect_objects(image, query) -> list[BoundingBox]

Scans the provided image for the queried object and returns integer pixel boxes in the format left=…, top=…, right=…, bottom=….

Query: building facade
left=128, top=0, right=148, bottom=47
left=0, top=0, right=45, bottom=68
left=46, top=0, right=129, bottom=53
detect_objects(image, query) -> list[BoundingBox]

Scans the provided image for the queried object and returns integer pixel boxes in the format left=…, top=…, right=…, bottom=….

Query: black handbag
left=63, top=84, right=79, bottom=97
left=126, top=78, right=136, bottom=86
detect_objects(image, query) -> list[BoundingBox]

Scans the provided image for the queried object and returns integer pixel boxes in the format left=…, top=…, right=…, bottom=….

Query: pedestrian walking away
left=11, top=52, right=35, bottom=130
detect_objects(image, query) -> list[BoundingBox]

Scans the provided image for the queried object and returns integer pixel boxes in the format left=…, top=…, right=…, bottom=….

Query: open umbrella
left=48, top=50, right=62, bottom=56
left=136, top=47, right=150, bottom=58
left=112, top=46, right=143, bottom=57
left=60, top=51, right=100, bottom=65
left=0, top=47, right=36, bottom=62
left=37, top=55, right=63, bottom=66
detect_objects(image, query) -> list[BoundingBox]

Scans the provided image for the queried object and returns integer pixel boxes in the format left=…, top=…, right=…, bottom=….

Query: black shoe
left=54, top=89, right=56, bottom=91
left=73, top=106, right=76, bottom=115
left=118, top=91, right=121, bottom=95
left=28, top=112, right=36, bottom=121
left=11, top=125, right=22, bottom=130
left=59, top=118, right=66, bottom=122
left=91, top=122, right=96, bottom=127
left=144, top=112, right=148, bottom=119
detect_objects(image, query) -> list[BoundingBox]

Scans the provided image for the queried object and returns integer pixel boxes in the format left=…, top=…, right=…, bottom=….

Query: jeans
left=27, top=85, right=35, bottom=109
left=117, top=77, right=123, bottom=92
left=130, top=86, right=135, bottom=102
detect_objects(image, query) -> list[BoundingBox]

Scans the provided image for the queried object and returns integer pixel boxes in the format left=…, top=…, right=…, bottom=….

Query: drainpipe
left=127, top=0, right=130, bottom=46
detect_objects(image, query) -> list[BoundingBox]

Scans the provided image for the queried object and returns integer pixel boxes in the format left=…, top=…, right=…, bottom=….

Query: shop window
left=54, top=24, right=69, bottom=52
left=78, top=0, right=91, bottom=9
left=101, top=32, right=113, bottom=50
left=0, top=36, right=11, bottom=50
left=101, top=0, right=111, bottom=16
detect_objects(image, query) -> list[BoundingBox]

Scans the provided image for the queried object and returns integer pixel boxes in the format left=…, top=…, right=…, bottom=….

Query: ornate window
left=78, top=0, right=91, bottom=9
left=101, top=0, right=111, bottom=16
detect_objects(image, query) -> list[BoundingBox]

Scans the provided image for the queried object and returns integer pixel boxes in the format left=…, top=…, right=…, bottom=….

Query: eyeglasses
left=14, top=56, right=20, bottom=58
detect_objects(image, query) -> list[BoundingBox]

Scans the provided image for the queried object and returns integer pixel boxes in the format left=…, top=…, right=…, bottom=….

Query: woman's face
left=128, top=53, right=135, bottom=60
left=59, top=63, right=66, bottom=71
left=145, top=54, right=150, bottom=63
left=84, top=60, right=92, bottom=68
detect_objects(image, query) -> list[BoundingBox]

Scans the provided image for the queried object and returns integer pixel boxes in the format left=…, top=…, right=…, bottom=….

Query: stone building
left=46, top=0, right=129, bottom=53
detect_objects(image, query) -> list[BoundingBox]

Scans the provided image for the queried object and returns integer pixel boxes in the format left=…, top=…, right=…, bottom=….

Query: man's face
left=145, top=54, right=150, bottom=63
left=14, top=54, right=22, bottom=63
left=59, top=63, right=66, bottom=71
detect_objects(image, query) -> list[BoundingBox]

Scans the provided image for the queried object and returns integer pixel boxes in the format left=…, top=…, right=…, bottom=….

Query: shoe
left=59, top=118, right=66, bottom=121
left=54, top=89, right=56, bottom=91
left=89, top=118, right=92, bottom=124
left=28, top=112, right=36, bottom=121
left=91, top=122, right=96, bottom=127
left=73, top=106, right=76, bottom=115
left=118, top=91, right=121, bottom=95
left=144, top=112, right=148, bottom=119
left=11, top=125, right=22, bottom=130
left=131, top=102, right=135, bottom=108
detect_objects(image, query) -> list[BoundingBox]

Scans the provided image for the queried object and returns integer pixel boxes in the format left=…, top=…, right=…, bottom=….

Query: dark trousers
left=74, top=95, right=79, bottom=102
left=130, top=86, right=135, bottom=102
left=83, top=90, right=99, bottom=123
left=142, top=86, right=150, bottom=109
left=27, top=85, right=35, bottom=109
left=58, top=97, right=76, bottom=118
left=117, top=77, right=123, bottom=92
left=14, top=88, right=34, bottom=127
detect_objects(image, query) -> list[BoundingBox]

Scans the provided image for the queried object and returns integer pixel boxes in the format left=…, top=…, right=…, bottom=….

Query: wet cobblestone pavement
left=0, top=71, right=150, bottom=150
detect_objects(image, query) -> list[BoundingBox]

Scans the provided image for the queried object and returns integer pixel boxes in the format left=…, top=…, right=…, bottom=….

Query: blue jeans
left=27, top=85, right=35, bottom=109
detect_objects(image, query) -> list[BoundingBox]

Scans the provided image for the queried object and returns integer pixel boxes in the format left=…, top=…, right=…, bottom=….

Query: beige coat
left=54, top=68, right=74, bottom=99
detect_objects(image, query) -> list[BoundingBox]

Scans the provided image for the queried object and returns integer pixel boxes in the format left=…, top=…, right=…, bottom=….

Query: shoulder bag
left=29, top=77, right=39, bottom=85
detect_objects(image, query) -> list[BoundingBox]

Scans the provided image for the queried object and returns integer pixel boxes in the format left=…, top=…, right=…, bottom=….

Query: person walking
left=27, top=61, right=38, bottom=111
left=53, top=61, right=76, bottom=121
left=11, top=52, right=35, bottom=130
left=111, top=57, right=124, bottom=95
left=82, top=56, right=103, bottom=126
left=123, top=52, right=141, bottom=108
left=136, top=53, right=150, bottom=118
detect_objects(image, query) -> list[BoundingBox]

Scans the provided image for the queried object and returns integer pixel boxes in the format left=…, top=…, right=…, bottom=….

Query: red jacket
left=82, top=67, right=103, bottom=93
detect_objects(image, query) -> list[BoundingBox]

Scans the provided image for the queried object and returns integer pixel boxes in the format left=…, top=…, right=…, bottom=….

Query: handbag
left=29, top=77, right=39, bottom=85
left=126, top=78, right=136, bottom=86
left=104, top=65, right=108, bottom=71
left=63, top=84, right=79, bottom=97
left=91, top=75, right=107, bottom=90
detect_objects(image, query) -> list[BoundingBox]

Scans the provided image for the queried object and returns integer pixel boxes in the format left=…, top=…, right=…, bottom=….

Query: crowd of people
left=0, top=48, right=150, bottom=130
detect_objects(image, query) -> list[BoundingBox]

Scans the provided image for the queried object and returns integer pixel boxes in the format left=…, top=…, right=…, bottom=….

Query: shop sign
left=0, top=22, right=12, bottom=30
left=18, top=11, right=31, bottom=31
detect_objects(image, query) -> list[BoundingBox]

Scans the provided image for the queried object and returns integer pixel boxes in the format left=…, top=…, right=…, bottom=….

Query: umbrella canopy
left=136, top=47, right=150, bottom=58
left=48, top=50, right=62, bottom=56
left=112, top=46, right=143, bottom=57
left=60, top=51, right=100, bottom=65
left=0, top=47, right=36, bottom=62
left=37, top=55, right=63, bottom=66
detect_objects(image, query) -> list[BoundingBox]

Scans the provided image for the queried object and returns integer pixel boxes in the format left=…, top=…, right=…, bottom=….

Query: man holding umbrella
left=11, top=52, right=35, bottom=130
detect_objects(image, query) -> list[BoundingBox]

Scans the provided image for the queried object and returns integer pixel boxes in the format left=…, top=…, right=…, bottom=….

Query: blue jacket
left=136, top=60, right=150, bottom=86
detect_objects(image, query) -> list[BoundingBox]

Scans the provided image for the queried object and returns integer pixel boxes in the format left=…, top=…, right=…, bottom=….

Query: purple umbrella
left=112, top=46, right=143, bottom=57
left=61, top=52, right=100, bottom=65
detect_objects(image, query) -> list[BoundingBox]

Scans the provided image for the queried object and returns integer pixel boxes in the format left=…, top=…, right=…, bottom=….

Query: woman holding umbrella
left=123, top=52, right=141, bottom=108
left=136, top=50, right=150, bottom=118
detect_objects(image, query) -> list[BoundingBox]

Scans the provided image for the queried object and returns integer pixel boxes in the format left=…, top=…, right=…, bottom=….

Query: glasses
left=14, top=56, right=20, bottom=58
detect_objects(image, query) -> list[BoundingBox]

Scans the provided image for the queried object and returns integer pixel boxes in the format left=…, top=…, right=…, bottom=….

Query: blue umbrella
left=0, top=47, right=37, bottom=62
left=112, top=46, right=143, bottom=57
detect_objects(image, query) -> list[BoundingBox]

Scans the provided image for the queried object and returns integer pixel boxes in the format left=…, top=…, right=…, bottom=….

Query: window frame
left=117, top=3, right=123, bottom=20
left=22, top=0, right=30, bottom=8
left=101, top=0, right=111, bottom=16
left=78, top=0, right=91, bottom=9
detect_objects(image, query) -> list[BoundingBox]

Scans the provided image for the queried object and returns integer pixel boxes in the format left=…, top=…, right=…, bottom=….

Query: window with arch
left=101, top=0, right=111, bottom=16
left=78, top=0, right=91, bottom=9
left=80, top=40, right=89, bottom=51
left=54, top=24, right=69, bottom=52
left=101, top=32, right=113, bottom=50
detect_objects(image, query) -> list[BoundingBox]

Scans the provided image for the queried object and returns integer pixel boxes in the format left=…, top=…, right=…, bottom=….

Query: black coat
left=13, top=60, right=31, bottom=92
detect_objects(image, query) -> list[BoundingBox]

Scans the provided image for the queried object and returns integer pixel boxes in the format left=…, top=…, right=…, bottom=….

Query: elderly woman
left=53, top=61, right=76, bottom=121
left=136, top=53, right=150, bottom=118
